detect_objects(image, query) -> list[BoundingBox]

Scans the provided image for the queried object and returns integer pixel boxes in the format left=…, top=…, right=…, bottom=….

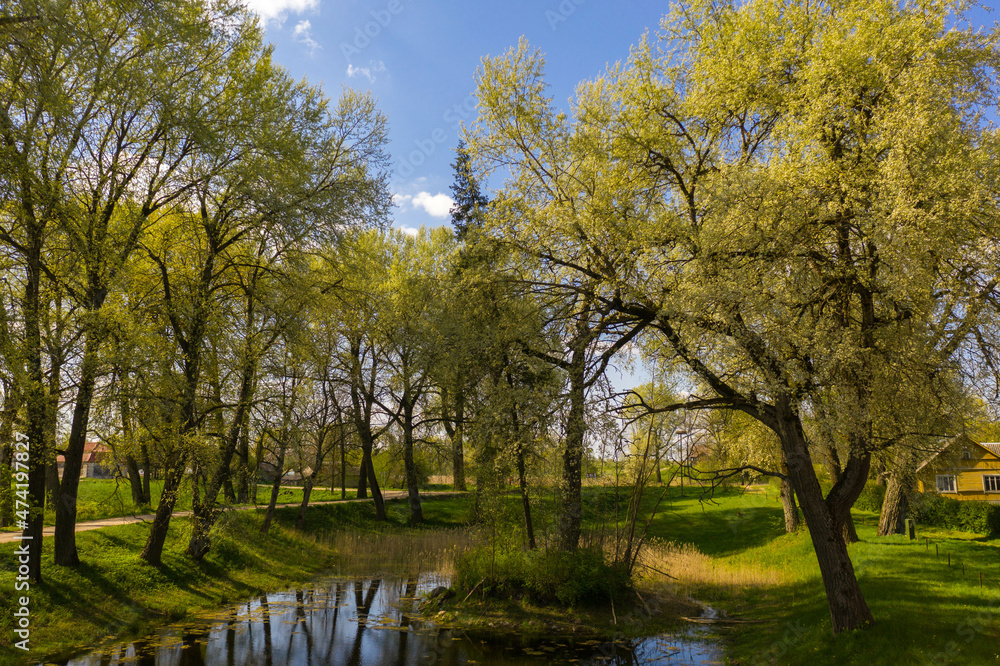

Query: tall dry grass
left=324, top=528, right=474, bottom=577
left=633, top=539, right=786, bottom=597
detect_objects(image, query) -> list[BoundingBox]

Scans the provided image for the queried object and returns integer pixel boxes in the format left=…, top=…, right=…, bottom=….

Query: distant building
left=56, top=441, right=115, bottom=479
left=916, top=436, right=1000, bottom=504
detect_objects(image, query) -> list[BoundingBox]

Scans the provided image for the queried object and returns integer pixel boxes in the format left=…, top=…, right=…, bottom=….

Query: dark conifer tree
left=449, top=140, right=489, bottom=239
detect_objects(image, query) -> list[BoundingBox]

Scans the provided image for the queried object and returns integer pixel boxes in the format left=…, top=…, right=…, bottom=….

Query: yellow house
left=915, top=436, right=1000, bottom=504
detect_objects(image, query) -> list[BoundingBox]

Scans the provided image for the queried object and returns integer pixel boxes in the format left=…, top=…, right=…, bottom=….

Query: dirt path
left=0, top=490, right=463, bottom=544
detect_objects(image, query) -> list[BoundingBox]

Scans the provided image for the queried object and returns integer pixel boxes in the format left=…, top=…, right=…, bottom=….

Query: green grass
left=3, top=482, right=997, bottom=665
left=0, top=478, right=361, bottom=530
left=618, top=483, right=1000, bottom=666
left=0, top=494, right=469, bottom=665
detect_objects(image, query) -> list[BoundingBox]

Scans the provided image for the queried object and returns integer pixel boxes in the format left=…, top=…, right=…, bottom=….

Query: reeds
left=324, top=528, right=474, bottom=576
left=634, top=538, right=785, bottom=595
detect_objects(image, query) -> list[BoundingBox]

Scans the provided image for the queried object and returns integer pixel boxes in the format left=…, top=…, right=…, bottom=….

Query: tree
left=467, top=0, right=1000, bottom=633
left=448, top=141, right=489, bottom=240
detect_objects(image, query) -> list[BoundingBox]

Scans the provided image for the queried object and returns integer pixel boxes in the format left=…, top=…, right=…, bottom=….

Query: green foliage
left=855, top=483, right=887, bottom=513
left=456, top=545, right=630, bottom=607
left=909, top=493, right=1000, bottom=536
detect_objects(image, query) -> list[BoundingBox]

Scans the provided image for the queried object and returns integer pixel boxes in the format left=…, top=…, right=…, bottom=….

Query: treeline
left=3, top=0, right=1000, bottom=641
left=0, top=0, right=400, bottom=575
left=0, top=0, right=593, bottom=588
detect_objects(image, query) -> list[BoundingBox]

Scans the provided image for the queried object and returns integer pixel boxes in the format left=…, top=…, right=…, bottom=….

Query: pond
left=52, top=574, right=723, bottom=665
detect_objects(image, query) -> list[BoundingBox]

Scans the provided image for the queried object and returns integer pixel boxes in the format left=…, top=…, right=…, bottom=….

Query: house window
left=984, top=475, right=1000, bottom=492
left=936, top=475, right=957, bottom=493
left=962, top=449, right=972, bottom=460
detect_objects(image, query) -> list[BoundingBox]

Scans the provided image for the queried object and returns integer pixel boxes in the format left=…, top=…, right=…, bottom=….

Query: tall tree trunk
left=186, top=352, right=256, bottom=559
left=296, top=426, right=332, bottom=530
left=340, top=428, right=346, bottom=500
left=443, top=386, right=466, bottom=492
left=356, top=454, right=368, bottom=499
left=45, top=336, right=62, bottom=500
left=261, top=436, right=288, bottom=535
left=778, top=448, right=799, bottom=532
left=364, top=450, right=386, bottom=521
left=252, top=430, right=265, bottom=504
left=296, top=477, right=314, bottom=531
left=558, top=346, right=586, bottom=552
left=21, top=223, right=48, bottom=583
left=54, top=328, right=104, bottom=567
left=125, top=455, right=145, bottom=505
left=140, top=458, right=186, bottom=566
left=236, top=400, right=252, bottom=503
left=878, top=448, right=912, bottom=537
left=223, top=476, right=236, bottom=503
left=140, top=442, right=152, bottom=504
left=516, top=437, right=535, bottom=550
left=779, top=476, right=800, bottom=533
left=119, top=385, right=146, bottom=505
left=401, top=395, right=423, bottom=524
left=878, top=471, right=909, bottom=536
left=777, top=401, right=873, bottom=633
left=818, top=433, right=859, bottom=544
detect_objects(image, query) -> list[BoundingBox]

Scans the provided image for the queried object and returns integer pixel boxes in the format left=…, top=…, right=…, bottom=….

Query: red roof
left=57, top=441, right=111, bottom=463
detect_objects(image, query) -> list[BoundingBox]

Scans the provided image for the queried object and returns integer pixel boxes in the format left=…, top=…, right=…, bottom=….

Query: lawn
left=1, top=483, right=996, bottom=665
left=0, top=478, right=362, bottom=530
left=621, top=483, right=1000, bottom=665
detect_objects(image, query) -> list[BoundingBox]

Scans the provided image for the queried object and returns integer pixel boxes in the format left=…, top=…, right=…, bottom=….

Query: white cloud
left=410, top=192, right=454, bottom=218
left=398, top=226, right=420, bottom=238
left=243, top=0, right=318, bottom=27
left=293, top=20, right=320, bottom=52
left=346, top=60, right=387, bottom=83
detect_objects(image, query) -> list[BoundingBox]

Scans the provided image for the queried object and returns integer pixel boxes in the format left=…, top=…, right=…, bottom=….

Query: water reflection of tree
left=346, top=579, right=382, bottom=666
left=394, top=576, right=418, bottom=666
left=320, top=583, right=344, bottom=665
left=179, top=628, right=207, bottom=666
left=288, top=587, right=314, bottom=665
left=129, top=638, right=155, bottom=666
left=225, top=607, right=237, bottom=666
left=260, top=595, right=273, bottom=666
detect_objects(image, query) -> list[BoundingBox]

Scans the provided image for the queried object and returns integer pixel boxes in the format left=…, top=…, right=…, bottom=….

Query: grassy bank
left=0, top=507, right=329, bottom=663
left=0, top=493, right=471, bottom=665
left=3, top=485, right=997, bottom=665
left=628, top=485, right=1000, bottom=665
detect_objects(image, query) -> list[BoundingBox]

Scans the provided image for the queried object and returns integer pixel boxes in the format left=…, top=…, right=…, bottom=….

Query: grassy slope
left=633, top=485, right=1000, bottom=665
left=2, top=485, right=997, bottom=665
left=0, top=496, right=446, bottom=666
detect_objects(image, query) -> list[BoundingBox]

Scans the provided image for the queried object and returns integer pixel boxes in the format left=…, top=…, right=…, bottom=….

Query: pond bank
left=55, top=574, right=724, bottom=665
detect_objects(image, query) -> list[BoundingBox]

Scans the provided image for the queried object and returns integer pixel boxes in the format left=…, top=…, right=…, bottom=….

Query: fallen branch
left=462, top=578, right=485, bottom=603
left=633, top=559, right=678, bottom=580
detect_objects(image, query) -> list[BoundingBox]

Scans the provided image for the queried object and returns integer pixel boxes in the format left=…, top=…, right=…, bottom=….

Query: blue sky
left=245, top=0, right=693, bottom=235
left=246, top=0, right=997, bottom=237
left=245, top=0, right=996, bottom=392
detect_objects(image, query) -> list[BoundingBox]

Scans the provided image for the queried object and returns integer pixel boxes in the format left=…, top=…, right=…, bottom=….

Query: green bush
left=855, top=483, right=886, bottom=512
left=910, top=493, right=1000, bottom=535
left=456, top=544, right=630, bottom=606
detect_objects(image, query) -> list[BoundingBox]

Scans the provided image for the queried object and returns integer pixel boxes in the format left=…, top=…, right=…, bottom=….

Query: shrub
left=909, top=493, right=1000, bottom=536
left=855, top=483, right=886, bottom=512
left=456, top=545, right=631, bottom=606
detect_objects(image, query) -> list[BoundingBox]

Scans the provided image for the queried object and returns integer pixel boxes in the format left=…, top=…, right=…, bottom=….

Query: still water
left=55, top=574, right=722, bottom=665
